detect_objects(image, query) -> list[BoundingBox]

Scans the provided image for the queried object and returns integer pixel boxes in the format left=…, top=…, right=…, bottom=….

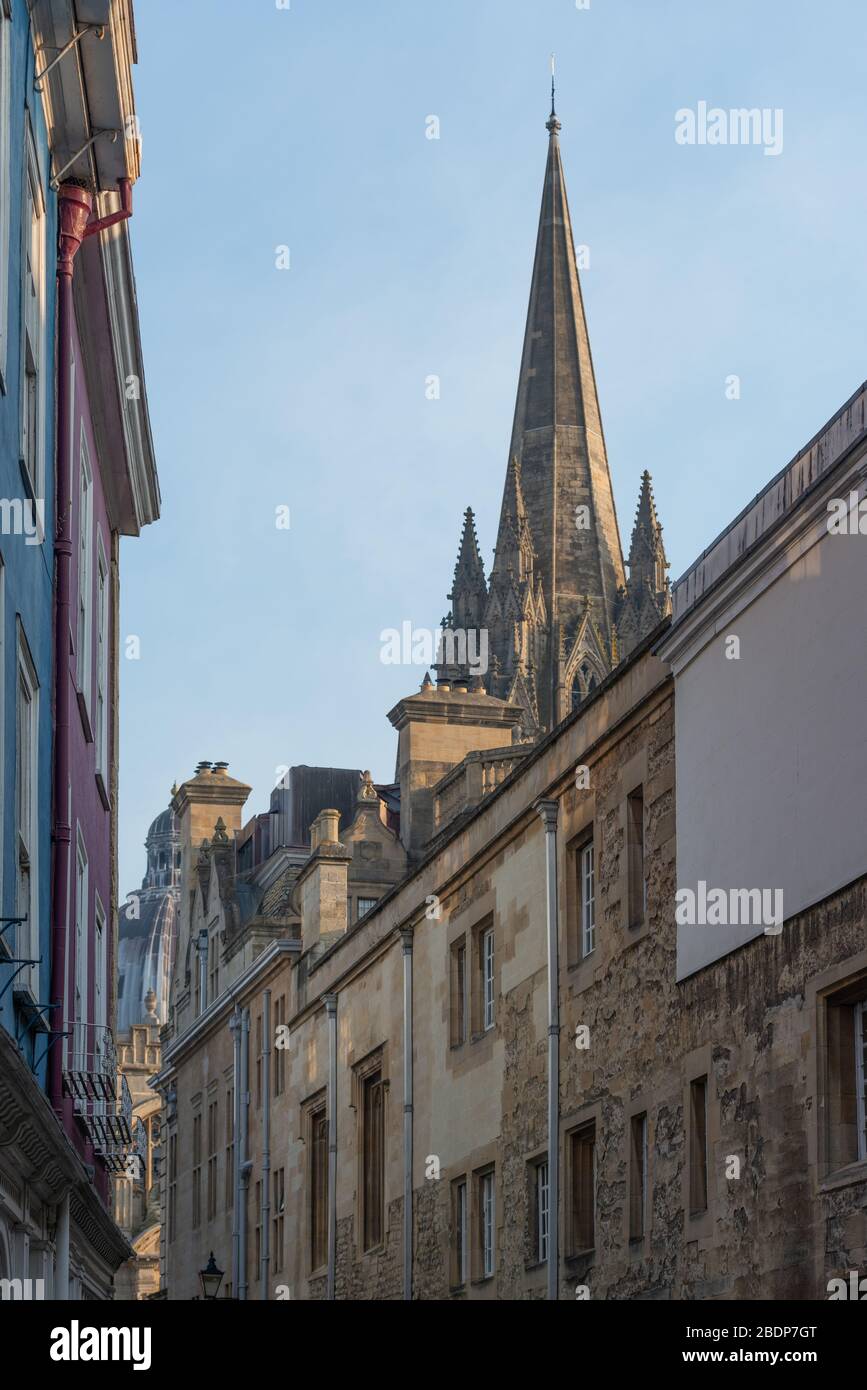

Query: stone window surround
left=299, top=1087, right=328, bottom=1279
left=443, top=1139, right=500, bottom=1296
left=446, top=890, right=498, bottom=1062
left=564, top=797, right=596, bottom=975
left=350, top=1044, right=390, bottom=1259
left=562, top=1098, right=603, bottom=1265
left=681, top=1043, right=718, bottom=1242
left=807, top=947, right=867, bottom=1191
left=524, top=1142, right=550, bottom=1274
left=625, top=1094, right=652, bottom=1257
left=565, top=744, right=652, bottom=1000
left=473, top=1162, right=496, bottom=1285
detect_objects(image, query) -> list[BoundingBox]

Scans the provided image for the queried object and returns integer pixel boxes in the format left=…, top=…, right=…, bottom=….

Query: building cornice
left=154, top=938, right=301, bottom=1082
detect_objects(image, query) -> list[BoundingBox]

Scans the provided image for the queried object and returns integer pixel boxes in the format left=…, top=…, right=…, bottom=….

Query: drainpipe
left=400, top=928, right=413, bottom=1301
left=197, top=930, right=208, bottom=1014
left=260, top=989, right=271, bottom=1297
left=324, top=993, right=337, bottom=1301
left=238, top=1008, right=251, bottom=1300
left=48, top=177, right=133, bottom=1110
left=55, top=1191, right=70, bottom=1299
left=536, top=799, right=560, bottom=1300
left=48, top=184, right=91, bottom=1110
left=229, top=1006, right=241, bottom=1296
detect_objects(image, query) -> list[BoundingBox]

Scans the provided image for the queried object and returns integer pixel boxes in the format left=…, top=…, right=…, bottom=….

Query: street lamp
left=199, top=1252, right=224, bottom=1300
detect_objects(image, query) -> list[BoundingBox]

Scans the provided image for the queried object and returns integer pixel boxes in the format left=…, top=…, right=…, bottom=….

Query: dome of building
left=117, top=800, right=181, bottom=1036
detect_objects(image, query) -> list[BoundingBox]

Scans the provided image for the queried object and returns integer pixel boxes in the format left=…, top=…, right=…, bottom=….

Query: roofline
left=670, top=378, right=867, bottom=601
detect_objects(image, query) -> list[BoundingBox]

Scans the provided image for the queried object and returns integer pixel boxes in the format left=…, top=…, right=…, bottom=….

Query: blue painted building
left=0, top=0, right=56, bottom=1083
left=0, top=0, right=158, bottom=1300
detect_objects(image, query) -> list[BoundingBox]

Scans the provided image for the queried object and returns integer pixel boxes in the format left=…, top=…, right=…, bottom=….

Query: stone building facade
left=151, top=109, right=866, bottom=1300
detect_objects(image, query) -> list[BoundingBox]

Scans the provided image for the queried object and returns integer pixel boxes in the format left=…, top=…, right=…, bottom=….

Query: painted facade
left=0, top=0, right=160, bottom=1301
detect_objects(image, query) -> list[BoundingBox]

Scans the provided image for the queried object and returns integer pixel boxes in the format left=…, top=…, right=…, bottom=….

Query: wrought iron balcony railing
left=62, top=1023, right=133, bottom=1172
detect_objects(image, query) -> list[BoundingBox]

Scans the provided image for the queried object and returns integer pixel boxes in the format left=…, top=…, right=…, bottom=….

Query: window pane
left=571, top=1126, right=595, bottom=1252
left=689, top=1078, right=708, bottom=1212
left=483, top=928, right=495, bottom=1030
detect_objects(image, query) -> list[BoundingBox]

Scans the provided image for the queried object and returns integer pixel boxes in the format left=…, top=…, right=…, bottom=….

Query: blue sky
left=118, top=0, right=867, bottom=893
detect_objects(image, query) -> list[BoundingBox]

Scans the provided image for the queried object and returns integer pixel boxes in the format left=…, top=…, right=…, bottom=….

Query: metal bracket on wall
left=0, top=958, right=41, bottom=1005
left=34, top=24, right=106, bottom=92
left=50, top=128, right=120, bottom=190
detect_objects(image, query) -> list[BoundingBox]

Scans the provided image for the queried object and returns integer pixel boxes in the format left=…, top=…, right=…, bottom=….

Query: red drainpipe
left=49, top=178, right=133, bottom=1114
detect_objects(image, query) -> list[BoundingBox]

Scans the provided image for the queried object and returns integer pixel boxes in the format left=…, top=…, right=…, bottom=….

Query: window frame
left=478, top=1168, right=496, bottom=1279
left=273, top=1166, right=285, bottom=1273
left=452, top=1176, right=468, bottom=1289
left=75, top=427, right=94, bottom=707
left=94, top=531, right=109, bottom=782
left=20, top=118, right=47, bottom=509
left=15, top=624, right=38, bottom=990
left=360, top=1066, right=386, bottom=1252
left=580, top=837, right=595, bottom=958
left=857, top=999, right=867, bottom=1164
left=0, top=4, right=11, bottom=389
left=627, top=785, right=646, bottom=928
left=450, top=936, right=468, bottom=1047
left=307, top=1097, right=328, bottom=1274
left=482, top=926, right=495, bottom=1032
left=191, top=1109, right=203, bottom=1230
left=207, top=1097, right=218, bottom=1223
left=72, top=830, right=89, bottom=1070
left=688, top=1076, right=709, bottom=1216
left=629, top=1112, right=648, bottom=1242
left=224, top=1086, right=234, bottom=1212
left=167, top=1131, right=178, bottom=1243
left=93, top=895, right=106, bottom=1038
left=535, top=1158, right=550, bottom=1264
left=567, top=1121, right=596, bottom=1256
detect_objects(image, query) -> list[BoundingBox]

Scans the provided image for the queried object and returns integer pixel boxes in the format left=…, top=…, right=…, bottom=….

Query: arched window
left=571, top=663, right=598, bottom=711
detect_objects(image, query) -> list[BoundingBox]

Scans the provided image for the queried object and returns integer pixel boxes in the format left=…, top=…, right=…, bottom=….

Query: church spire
left=494, top=101, right=625, bottom=728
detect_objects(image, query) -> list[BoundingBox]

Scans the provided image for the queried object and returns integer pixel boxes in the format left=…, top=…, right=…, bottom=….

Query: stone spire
left=448, top=507, right=487, bottom=630
left=495, top=102, right=625, bottom=728
left=628, top=471, right=667, bottom=592
left=432, top=95, right=667, bottom=737
left=618, top=470, right=671, bottom=658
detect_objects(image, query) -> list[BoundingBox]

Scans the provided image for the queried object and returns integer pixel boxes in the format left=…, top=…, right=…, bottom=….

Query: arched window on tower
left=571, top=663, right=598, bottom=711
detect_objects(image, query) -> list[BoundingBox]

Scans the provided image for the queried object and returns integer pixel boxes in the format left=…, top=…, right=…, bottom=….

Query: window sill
left=819, top=1160, right=867, bottom=1194
left=524, top=1258, right=548, bottom=1273
left=470, top=1274, right=495, bottom=1287
left=565, top=1247, right=595, bottom=1263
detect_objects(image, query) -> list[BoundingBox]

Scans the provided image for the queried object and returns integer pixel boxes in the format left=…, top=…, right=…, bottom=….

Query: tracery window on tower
left=571, top=662, right=599, bottom=710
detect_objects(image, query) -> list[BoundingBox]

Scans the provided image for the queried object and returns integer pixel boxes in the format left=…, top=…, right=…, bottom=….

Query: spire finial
left=546, top=54, right=561, bottom=134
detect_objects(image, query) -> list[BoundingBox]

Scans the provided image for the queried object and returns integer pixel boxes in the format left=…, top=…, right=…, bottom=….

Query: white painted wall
left=670, top=477, right=867, bottom=979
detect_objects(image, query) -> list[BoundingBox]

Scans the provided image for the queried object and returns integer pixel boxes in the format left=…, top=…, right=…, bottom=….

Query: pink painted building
left=49, top=186, right=160, bottom=1230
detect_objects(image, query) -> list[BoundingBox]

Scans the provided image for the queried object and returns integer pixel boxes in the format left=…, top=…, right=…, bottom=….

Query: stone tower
left=441, top=96, right=670, bottom=735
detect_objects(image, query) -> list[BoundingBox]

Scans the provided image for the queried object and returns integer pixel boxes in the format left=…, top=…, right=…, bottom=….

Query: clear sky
left=118, top=0, right=867, bottom=894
